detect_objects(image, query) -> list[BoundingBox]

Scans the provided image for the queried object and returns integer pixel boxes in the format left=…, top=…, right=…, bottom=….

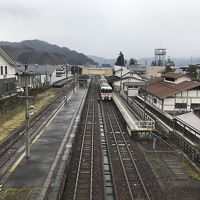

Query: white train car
left=99, top=75, right=113, bottom=100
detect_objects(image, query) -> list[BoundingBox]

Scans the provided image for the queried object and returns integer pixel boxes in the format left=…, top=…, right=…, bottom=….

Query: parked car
left=16, top=86, right=24, bottom=93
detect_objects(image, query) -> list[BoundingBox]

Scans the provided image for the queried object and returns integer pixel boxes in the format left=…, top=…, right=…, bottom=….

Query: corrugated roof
left=176, top=112, right=200, bottom=134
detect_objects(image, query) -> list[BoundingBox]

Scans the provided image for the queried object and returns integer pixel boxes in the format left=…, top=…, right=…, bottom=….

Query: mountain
left=87, top=55, right=116, bottom=66
left=0, top=40, right=96, bottom=65
left=88, top=55, right=196, bottom=67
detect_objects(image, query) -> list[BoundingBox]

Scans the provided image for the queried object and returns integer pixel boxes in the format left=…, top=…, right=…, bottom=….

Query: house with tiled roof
left=143, top=72, right=200, bottom=114
left=16, top=64, right=66, bottom=88
left=0, top=47, right=16, bottom=98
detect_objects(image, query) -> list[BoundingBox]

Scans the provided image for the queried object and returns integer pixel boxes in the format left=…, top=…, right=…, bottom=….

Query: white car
left=16, top=86, right=24, bottom=93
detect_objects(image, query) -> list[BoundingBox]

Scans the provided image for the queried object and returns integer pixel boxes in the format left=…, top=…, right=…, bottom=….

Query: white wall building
left=16, top=64, right=66, bottom=88
left=112, top=71, right=146, bottom=96
left=50, top=66, right=66, bottom=84
left=0, top=47, right=16, bottom=98
left=146, top=66, right=166, bottom=79
left=143, top=72, right=200, bottom=114
left=113, top=65, right=129, bottom=78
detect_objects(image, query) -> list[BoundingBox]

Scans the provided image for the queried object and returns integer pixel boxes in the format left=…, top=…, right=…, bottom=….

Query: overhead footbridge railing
left=113, top=92, right=155, bottom=135
left=119, top=91, right=155, bottom=128
left=135, top=121, right=155, bottom=129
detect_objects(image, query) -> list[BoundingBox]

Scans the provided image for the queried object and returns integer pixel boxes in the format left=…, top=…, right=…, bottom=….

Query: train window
left=101, top=89, right=112, bottom=93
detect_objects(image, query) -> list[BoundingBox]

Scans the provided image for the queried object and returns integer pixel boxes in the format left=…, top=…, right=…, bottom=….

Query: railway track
left=101, top=101, right=150, bottom=200
left=0, top=86, right=73, bottom=171
left=73, top=100, right=94, bottom=200
left=63, top=76, right=159, bottom=199
left=62, top=77, right=104, bottom=200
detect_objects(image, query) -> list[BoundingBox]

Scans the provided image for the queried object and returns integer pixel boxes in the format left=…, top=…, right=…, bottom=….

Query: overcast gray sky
left=0, top=0, right=200, bottom=59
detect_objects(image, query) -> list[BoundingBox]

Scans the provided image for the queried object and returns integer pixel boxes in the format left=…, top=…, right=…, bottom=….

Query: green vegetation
left=0, top=88, right=56, bottom=143
left=187, top=65, right=198, bottom=80
left=0, top=188, right=31, bottom=200
left=180, top=156, right=200, bottom=181
left=115, top=51, right=125, bottom=66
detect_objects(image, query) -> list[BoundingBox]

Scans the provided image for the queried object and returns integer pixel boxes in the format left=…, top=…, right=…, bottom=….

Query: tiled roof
left=146, top=78, right=200, bottom=99
left=105, top=75, right=120, bottom=83
left=16, top=64, right=57, bottom=75
left=148, top=77, right=164, bottom=86
left=0, top=47, right=16, bottom=66
left=162, top=72, right=189, bottom=79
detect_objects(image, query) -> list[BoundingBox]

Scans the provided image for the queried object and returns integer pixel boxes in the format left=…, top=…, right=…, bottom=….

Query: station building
left=143, top=72, right=200, bottom=114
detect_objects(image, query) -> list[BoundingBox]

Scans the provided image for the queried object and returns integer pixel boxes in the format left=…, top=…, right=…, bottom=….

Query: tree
left=165, top=57, right=175, bottom=73
left=166, top=57, right=175, bottom=66
left=115, top=52, right=125, bottom=66
left=165, top=64, right=172, bottom=73
left=129, top=58, right=137, bottom=65
left=187, top=65, right=198, bottom=80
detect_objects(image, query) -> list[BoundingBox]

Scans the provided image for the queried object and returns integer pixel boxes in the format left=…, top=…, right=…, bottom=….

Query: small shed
left=78, top=74, right=90, bottom=87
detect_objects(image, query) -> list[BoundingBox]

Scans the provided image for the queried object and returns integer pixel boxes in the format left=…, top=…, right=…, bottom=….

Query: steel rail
left=90, top=100, right=94, bottom=200
left=111, top=108, right=151, bottom=200
left=107, top=112, right=134, bottom=200
left=0, top=89, right=70, bottom=169
left=73, top=100, right=95, bottom=200
left=100, top=100, right=118, bottom=200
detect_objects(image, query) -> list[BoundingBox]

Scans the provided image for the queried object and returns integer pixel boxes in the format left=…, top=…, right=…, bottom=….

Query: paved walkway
left=4, top=88, right=87, bottom=199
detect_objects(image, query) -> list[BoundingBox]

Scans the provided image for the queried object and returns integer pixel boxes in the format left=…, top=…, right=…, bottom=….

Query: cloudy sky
left=0, top=0, right=200, bottom=59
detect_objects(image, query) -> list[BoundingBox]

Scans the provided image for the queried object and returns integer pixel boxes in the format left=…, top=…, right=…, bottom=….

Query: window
left=175, top=103, right=187, bottom=109
left=153, top=98, right=157, bottom=104
left=4, top=83, right=9, bottom=91
left=5, top=66, right=7, bottom=74
left=191, top=103, right=200, bottom=109
left=165, top=77, right=175, bottom=82
left=1, top=66, right=3, bottom=75
left=101, top=89, right=112, bottom=93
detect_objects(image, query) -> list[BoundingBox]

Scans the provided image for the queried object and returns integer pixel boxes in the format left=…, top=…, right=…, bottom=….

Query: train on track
left=99, top=74, right=113, bottom=100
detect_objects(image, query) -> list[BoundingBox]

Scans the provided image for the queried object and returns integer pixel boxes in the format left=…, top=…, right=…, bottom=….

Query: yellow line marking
left=6, top=98, right=68, bottom=176
left=9, top=152, right=25, bottom=172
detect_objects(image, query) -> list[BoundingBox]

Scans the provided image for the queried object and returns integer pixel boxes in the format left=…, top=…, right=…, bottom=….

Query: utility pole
left=120, top=66, right=122, bottom=92
left=127, top=77, right=130, bottom=103
left=73, top=73, right=76, bottom=93
left=143, top=80, right=147, bottom=120
left=25, top=64, right=30, bottom=159
left=18, top=63, right=33, bottom=159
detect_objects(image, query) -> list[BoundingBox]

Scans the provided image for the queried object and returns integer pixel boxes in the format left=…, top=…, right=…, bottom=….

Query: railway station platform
left=2, top=88, right=88, bottom=200
left=113, top=92, right=155, bottom=139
